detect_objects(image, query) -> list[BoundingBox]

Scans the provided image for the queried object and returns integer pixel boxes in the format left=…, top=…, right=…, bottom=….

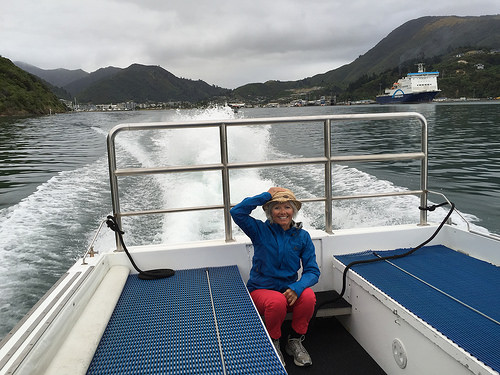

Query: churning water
left=1, top=102, right=499, bottom=339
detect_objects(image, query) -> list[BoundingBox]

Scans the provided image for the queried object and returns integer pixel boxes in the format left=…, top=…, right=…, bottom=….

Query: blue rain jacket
left=230, top=192, right=320, bottom=297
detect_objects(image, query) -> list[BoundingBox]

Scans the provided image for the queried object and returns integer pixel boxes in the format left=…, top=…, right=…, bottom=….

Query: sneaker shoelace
left=290, top=336, right=307, bottom=355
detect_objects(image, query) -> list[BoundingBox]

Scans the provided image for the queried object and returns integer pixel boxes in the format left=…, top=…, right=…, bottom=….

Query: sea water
left=0, top=102, right=499, bottom=339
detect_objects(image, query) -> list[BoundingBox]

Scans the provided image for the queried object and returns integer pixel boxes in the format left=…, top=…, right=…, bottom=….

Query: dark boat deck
left=281, top=317, right=386, bottom=374
left=282, top=290, right=385, bottom=374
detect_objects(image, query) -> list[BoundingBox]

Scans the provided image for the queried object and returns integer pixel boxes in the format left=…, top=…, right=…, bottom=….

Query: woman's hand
left=268, top=187, right=287, bottom=197
left=283, top=288, right=298, bottom=306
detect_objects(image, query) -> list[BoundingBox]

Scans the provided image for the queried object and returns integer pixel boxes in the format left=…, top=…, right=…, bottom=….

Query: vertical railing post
left=219, top=123, right=233, bottom=241
left=419, top=114, right=429, bottom=226
left=324, top=119, right=333, bottom=234
left=107, top=130, right=123, bottom=250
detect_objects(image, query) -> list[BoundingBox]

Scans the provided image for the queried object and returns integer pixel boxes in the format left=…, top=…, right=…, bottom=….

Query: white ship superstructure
left=377, top=63, right=440, bottom=104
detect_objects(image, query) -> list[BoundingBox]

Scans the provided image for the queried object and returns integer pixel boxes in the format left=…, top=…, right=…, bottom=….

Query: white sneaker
left=285, top=335, right=312, bottom=366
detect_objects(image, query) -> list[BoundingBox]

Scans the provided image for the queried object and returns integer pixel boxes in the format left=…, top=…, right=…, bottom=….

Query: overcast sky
left=1, top=1, right=498, bottom=88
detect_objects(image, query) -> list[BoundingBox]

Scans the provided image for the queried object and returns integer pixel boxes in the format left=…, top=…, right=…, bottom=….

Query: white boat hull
left=1, top=223, right=498, bottom=374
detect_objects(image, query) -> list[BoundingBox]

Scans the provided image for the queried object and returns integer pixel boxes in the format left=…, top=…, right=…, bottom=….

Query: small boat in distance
left=376, top=63, right=440, bottom=104
left=227, top=102, right=245, bottom=112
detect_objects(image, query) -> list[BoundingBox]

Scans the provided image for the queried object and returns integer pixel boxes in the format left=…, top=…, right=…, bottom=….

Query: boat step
left=285, top=290, right=351, bottom=320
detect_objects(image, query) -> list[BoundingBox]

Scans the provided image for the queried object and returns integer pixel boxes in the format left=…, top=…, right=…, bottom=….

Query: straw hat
left=262, top=188, right=302, bottom=211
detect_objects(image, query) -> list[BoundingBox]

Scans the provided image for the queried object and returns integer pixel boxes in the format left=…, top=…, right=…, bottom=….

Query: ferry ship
left=376, top=64, right=440, bottom=104
left=0, top=113, right=498, bottom=375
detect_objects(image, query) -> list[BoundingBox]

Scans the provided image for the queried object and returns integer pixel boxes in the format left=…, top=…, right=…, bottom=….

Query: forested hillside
left=0, top=57, right=67, bottom=116
left=74, top=64, right=229, bottom=104
left=337, top=48, right=500, bottom=102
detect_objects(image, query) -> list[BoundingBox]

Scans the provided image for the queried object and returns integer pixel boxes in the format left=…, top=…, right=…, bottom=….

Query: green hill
left=0, top=57, right=68, bottom=116
left=232, top=15, right=500, bottom=103
left=310, top=15, right=500, bottom=87
left=330, top=48, right=500, bottom=102
left=73, top=64, right=230, bottom=104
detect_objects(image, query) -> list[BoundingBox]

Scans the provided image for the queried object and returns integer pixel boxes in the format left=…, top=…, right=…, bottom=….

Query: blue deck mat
left=87, top=265, right=286, bottom=375
left=335, top=245, right=500, bottom=373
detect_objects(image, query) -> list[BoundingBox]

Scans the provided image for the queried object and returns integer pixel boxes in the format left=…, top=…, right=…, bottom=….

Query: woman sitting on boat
left=230, top=187, right=320, bottom=367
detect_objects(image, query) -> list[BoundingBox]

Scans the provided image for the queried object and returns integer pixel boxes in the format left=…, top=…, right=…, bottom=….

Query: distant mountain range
left=15, top=62, right=229, bottom=104
left=14, top=62, right=89, bottom=88
left=12, top=15, right=500, bottom=105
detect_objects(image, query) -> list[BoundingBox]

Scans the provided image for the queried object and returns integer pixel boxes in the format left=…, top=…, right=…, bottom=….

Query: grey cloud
left=1, top=0, right=498, bottom=88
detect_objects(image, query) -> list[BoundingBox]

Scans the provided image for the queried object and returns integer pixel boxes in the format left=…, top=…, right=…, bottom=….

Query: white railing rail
left=107, top=112, right=429, bottom=249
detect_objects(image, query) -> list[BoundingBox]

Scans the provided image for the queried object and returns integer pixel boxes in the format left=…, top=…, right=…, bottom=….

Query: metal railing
left=107, top=112, right=428, bottom=249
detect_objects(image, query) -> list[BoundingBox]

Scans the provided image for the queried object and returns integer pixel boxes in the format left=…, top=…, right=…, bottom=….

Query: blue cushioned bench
left=335, top=245, right=500, bottom=374
left=87, top=265, right=286, bottom=374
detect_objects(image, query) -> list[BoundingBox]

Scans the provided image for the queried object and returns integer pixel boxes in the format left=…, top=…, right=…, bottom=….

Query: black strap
left=419, top=202, right=449, bottom=211
left=106, top=215, right=175, bottom=280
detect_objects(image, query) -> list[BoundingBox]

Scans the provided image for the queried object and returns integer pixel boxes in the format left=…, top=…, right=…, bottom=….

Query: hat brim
left=262, top=198, right=302, bottom=211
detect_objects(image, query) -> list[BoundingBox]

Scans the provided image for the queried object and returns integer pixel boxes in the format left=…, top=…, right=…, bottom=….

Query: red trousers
left=250, top=288, right=316, bottom=340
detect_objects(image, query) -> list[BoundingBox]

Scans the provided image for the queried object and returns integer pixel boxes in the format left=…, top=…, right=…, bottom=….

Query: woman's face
left=271, top=202, right=294, bottom=230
